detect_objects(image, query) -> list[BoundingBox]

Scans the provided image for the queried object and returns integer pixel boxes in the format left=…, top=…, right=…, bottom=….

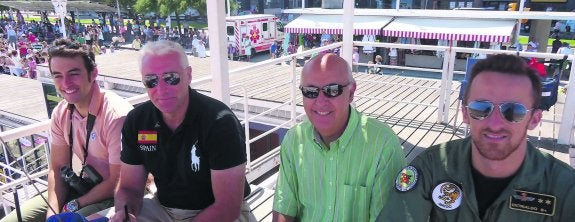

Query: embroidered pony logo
left=191, top=144, right=200, bottom=172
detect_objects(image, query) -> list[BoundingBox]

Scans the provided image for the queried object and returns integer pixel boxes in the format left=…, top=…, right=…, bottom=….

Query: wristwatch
left=65, top=199, right=80, bottom=212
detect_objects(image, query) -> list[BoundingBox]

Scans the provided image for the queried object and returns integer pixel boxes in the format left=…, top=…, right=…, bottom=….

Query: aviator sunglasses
left=300, top=83, right=350, bottom=99
left=466, top=100, right=532, bottom=123
left=143, top=72, right=181, bottom=88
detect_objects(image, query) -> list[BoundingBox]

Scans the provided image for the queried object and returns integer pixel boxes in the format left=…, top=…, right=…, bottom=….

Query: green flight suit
left=377, top=137, right=575, bottom=222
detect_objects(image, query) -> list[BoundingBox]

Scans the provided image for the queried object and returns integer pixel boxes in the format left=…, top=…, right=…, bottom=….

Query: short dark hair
left=464, top=54, right=542, bottom=109
left=48, top=38, right=96, bottom=76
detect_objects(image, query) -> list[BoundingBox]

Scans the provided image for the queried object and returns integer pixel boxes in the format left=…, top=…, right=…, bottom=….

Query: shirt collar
left=87, top=81, right=103, bottom=116
left=181, top=88, right=198, bottom=126
left=510, top=142, right=544, bottom=187
left=455, top=138, right=542, bottom=187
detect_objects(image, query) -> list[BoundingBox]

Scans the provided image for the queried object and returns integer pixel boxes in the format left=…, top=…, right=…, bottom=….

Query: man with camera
left=0, top=38, right=133, bottom=222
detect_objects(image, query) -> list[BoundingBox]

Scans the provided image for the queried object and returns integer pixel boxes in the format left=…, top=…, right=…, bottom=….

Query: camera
left=60, top=165, right=102, bottom=195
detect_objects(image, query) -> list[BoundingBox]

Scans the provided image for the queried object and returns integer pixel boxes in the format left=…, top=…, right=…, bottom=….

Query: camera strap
left=68, top=104, right=96, bottom=177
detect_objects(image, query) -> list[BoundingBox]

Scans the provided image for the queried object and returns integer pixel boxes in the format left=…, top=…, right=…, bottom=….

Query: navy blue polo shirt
left=121, top=88, right=248, bottom=210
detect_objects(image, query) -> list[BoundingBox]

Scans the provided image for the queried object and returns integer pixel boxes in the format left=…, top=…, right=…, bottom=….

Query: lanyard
left=67, top=104, right=96, bottom=176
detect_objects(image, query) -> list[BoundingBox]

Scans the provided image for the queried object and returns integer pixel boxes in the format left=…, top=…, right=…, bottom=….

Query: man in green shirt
left=273, top=53, right=405, bottom=222
left=377, top=54, right=575, bottom=222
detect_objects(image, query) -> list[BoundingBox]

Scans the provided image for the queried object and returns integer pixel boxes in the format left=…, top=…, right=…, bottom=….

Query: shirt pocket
left=339, top=184, right=368, bottom=222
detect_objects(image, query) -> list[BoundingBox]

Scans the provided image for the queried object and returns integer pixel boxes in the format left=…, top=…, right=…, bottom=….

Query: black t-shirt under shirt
left=472, top=166, right=516, bottom=218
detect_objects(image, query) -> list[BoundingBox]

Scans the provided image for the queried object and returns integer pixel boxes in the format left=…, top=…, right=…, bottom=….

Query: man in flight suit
left=377, top=54, right=575, bottom=221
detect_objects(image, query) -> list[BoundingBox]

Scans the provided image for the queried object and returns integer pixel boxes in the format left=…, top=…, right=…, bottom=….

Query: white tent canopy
left=284, top=14, right=393, bottom=35
left=382, top=17, right=516, bottom=42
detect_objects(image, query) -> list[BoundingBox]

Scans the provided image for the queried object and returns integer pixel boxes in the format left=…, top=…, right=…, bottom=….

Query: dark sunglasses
left=143, top=72, right=181, bottom=88
left=466, top=100, right=531, bottom=123
left=300, top=83, right=350, bottom=99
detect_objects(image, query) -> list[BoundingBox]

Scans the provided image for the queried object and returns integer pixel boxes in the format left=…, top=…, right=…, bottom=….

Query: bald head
left=302, top=53, right=354, bottom=83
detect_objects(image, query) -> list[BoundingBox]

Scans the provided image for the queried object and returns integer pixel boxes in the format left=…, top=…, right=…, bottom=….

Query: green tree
left=130, top=0, right=207, bottom=29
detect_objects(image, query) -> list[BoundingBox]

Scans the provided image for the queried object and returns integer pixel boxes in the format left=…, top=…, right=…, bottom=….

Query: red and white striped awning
left=382, top=18, right=516, bottom=43
left=284, top=14, right=393, bottom=35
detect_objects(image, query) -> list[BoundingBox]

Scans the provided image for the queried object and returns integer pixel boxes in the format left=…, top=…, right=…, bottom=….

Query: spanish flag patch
left=138, top=131, right=157, bottom=144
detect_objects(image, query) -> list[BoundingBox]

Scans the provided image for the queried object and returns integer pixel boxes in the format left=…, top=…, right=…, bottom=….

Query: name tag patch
left=509, top=190, right=555, bottom=216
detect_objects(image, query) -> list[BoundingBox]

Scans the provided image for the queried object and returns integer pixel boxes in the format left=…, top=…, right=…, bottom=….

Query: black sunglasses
left=466, top=100, right=531, bottom=123
left=143, top=72, right=181, bottom=88
left=300, top=83, right=350, bottom=99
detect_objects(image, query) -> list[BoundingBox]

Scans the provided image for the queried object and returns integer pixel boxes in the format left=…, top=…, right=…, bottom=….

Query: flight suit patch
left=432, top=182, right=463, bottom=210
left=395, top=165, right=418, bottom=192
left=509, top=190, right=555, bottom=216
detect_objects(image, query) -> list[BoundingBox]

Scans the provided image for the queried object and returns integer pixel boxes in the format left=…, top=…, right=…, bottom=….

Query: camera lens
left=65, top=170, right=76, bottom=180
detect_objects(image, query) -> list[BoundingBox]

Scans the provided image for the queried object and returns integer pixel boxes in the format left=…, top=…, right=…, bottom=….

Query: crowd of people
left=0, top=13, right=214, bottom=81
left=0, top=32, right=47, bottom=79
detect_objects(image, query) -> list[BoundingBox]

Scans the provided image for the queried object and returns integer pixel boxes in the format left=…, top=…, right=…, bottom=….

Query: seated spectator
left=524, top=41, right=538, bottom=52
left=20, top=56, right=29, bottom=78
left=39, top=52, right=48, bottom=64
left=92, top=42, right=101, bottom=55
left=377, top=54, right=575, bottom=222
left=132, top=36, right=142, bottom=50
left=375, top=55, right=384, bottom=74
left=9, top=50, right=24, bottom=76
left=273, top=53, right=405, bottom=221
left=111, top=35, right=125, bottom=49
left=27, top=32, right=37, bottom=43
left=27, top=55, right=37, bottom=79
left=0, top=54, right=12, bottom=74
left=366, top=61, right=376, bottom=74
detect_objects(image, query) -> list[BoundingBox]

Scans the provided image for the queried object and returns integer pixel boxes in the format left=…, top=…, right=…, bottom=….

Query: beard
left=470, top=127, right=528, bottom=161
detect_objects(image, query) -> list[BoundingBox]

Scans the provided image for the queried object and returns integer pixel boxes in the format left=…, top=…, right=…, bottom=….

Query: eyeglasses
left=143, top=72, right=181, bottom=88
left=466, top=100, right=532, bottom=123
left=300, top=83, right=350, bottom=99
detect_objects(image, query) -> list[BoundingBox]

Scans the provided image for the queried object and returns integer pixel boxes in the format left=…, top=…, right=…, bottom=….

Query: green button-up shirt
left=273, top=107, right=405, bottom=222
left=377, top=137, right=575, bottom=222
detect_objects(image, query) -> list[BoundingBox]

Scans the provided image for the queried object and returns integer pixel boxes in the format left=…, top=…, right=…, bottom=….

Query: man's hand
left=113, top=163, right=148, bottom=222
left=110, top=208, right=137, bottom=222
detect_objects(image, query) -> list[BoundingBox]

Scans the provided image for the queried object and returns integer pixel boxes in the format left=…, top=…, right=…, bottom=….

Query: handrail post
left=558, top=56, right=575, bottom=145
left=437, top=44, right=451, bottom=123
left=291, top=56, right=298, bottom=126
left=443, top=41, right=457, bottom=124
left=242, top=87, right=251, bottom=172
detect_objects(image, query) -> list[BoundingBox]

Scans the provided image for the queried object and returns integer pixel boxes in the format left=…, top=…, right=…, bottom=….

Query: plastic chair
left=539, top=55, right=567, bottom=111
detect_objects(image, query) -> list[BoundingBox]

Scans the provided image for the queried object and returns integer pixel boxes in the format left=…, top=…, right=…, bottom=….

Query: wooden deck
left=0, top=75, right=49, bottom=123
left=2, top=50, right=573, bottom=221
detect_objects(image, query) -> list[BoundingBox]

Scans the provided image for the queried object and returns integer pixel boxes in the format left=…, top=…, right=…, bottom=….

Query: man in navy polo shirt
left=111, top=40, right=253, bottom=222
